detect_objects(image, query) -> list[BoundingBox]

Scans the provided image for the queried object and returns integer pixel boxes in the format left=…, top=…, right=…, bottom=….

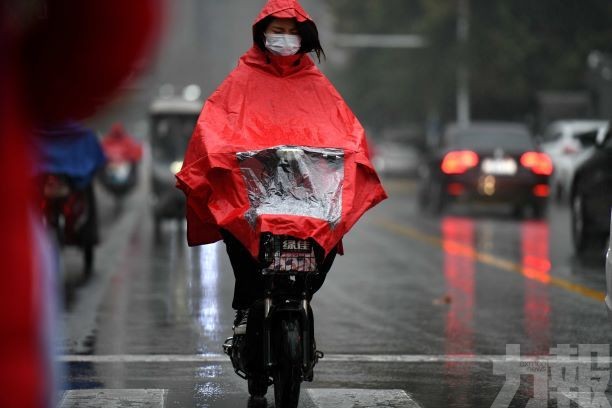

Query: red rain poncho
left=102, top=123, right=144, bottom=162
left=177, top=0, right=387, bottom=258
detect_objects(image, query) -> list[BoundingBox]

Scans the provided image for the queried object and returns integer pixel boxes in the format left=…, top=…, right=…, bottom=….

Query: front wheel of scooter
left=248, top=377, right=268, bottom=398
left=273, top=318, right=302, bottom=408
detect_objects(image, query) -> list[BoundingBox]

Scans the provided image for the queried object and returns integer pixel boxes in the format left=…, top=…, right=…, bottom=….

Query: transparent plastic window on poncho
left=237, top=146, right=344, bottom=227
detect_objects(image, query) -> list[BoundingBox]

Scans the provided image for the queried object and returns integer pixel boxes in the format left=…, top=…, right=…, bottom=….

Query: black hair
left=253, top=16, right=326, bottom=62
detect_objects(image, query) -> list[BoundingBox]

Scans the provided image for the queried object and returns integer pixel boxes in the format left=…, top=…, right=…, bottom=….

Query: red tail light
left=520, top=152, right=553, bottom=176
left=447, top=183, right=465, bottom=196
left=533, top=184, right=550, bottom=197
left=441, top=151, right=479, bottom=175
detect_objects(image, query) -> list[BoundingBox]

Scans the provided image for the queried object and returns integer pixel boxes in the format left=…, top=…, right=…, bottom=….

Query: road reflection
left=521, top=221, right=551, bottom=355
left=440, top=215, right=553, bottom=403
left=441, top=216, right=553, bottom=354
left=194, top=365, right=224, bottom=404
left=442, top=216, right=475, bottom=406
left=194, top=243, right=221, bottom=345
left=442, top=216, right=475, bottom=356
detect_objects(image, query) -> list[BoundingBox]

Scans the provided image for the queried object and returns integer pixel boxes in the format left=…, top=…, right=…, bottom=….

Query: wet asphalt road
left=58, top=176, right=612, bottom=408
left=57, top=1, right=612, bottom=406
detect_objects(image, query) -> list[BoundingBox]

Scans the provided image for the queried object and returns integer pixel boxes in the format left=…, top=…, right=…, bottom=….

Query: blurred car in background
left=371, top=140, right=420, bottom=177
left=540, top=120, right=608, bottom=202
left=149, top=97, right=201, bottom=232
left=570, top=127, right=612, bottom=256
left=417, top=122, right=552, bottom=217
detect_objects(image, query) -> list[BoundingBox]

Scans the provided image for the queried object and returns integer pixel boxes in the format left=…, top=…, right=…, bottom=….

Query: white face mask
left=264, top=34, right=301, bottom=56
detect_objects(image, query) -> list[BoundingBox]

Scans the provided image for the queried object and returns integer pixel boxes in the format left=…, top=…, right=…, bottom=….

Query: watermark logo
left=492, top=344, right=611, bottom=408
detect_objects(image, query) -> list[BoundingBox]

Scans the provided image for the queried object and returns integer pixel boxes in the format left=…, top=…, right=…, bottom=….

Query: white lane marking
left=58, top=353, right=611, bottom=364
left=58, top=389, right=167, bottom=408
left=307, top=389, right=422, bottom=408
left=59, top=354, right=227, bottom=363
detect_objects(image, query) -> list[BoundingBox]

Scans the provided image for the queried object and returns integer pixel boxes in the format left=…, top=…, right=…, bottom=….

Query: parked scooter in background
left=99, top=123, right=143, bottom=213
left=32, top=122, right=106, bottom=279
left=149, top=97, right=201, bottom=235
left=37, top=173, right=98, bottom=277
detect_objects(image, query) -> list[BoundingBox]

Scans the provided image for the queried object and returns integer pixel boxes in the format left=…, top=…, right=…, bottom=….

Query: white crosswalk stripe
left=307, top=389, right=423, bottom=408
left=58, top=389, right=167, bottom=408
left=58, top=388, right=421, bottom=407
left=59, top=353, right=603, bottom=364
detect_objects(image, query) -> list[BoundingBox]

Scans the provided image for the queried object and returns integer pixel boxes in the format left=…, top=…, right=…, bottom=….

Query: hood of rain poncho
left=176, top=0, right=387, bottom=257
left=102, top=123, right=143, bottom=162
left=254, top=0, right=311, bottom=23
left=32, top=122, right=107, bottom=189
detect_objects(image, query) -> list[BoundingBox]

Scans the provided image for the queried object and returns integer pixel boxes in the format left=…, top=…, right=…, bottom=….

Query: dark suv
left=570, top=125, right=612, bottom=256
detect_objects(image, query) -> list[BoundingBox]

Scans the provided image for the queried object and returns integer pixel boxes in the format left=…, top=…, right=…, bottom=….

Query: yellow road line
left=374, top=219, right=606, bottom=302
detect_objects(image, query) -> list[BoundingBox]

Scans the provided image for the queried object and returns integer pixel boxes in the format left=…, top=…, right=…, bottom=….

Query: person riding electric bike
left=176, top=1, right=386, bottom=406
left=99, top=123, right=143, bottom=198
left=99, top=123, right=143, bottom=214
left=32, top=121, right=106, bottom=277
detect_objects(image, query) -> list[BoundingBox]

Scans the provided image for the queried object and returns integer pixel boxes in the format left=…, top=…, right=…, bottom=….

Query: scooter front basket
left=261, top=234, right=318, bottom=274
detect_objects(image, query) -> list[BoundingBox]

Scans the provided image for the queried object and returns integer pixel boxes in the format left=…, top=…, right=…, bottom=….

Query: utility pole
left=457, top=0, right=471, bottom=127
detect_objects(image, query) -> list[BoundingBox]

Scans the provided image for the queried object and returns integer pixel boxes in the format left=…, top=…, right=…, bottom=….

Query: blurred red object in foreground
left=0, top=70, right=48, bottom=408
left=23, top=0, right=163, bottom=123
left=0, top=1, right=163, bottom=406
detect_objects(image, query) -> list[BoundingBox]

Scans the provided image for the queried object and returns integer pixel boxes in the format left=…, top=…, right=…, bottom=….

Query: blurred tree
left=325, top=1, right=429, bottom=132
left=326, top=0, right=612, bottom=130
